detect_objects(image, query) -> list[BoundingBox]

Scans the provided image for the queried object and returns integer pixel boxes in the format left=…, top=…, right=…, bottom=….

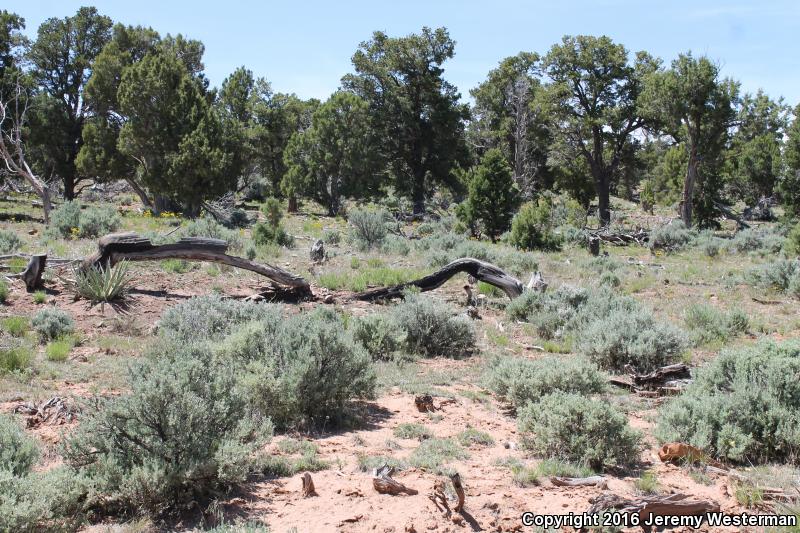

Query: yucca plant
left=73, top=261, right=132, bottom=303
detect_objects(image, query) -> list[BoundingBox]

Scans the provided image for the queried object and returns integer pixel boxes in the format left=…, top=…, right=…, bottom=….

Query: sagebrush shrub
left=183, top=217, right=243, bottom=251
left=684, top=304, right=748, bottom=345
left=507, top=285, right=686, bottom=372
left=0, top=342, right=32, bottom=373
left=786, top=222, right=800, bottom=256
left=509, top=199, right=562, bottom=252
left=351, top=314, right=404, bottom=361
left=727, top=227, right=784, bottom=255
left=46, top=201, right=82, bottom=238
left=158, top=295, right=278, bottom=342
left=746, top=259, right=800, bottom=294
left=693, top=230, right=725, bottom=257
left=486, top=355, right=606, bottom=408
left=216, top=306, right=376, bottom=429
left=517, top=392, right=641, bottom=470
left=648, top=220, right=694, bottom=252
left=31, top=308, right=75, bottom=342
left=77, top=206, right=121, bottom=238
left=64, top=346, right=272, bottom=515
left=349, top=208, right=389, bottom=251
left=322, top=229, right=341, bottom=245
left=389, top=293, right=475, bottom=358
left=0, top=414, right=38, bottom=476
left=656, top=340, right=800, bottom=463
left=0, top=229, right=22, bottom=254
left=0, top=280, right=8, bottom=304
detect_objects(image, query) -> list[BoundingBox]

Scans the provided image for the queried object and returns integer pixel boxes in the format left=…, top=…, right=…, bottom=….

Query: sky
left=7, top=0, right=800, bottom=104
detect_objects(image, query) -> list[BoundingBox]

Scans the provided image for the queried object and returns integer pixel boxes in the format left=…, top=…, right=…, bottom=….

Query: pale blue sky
left=8, top=1, right=800, bottom=104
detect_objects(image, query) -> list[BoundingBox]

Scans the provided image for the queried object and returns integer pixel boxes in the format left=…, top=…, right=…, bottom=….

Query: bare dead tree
left=0, top=82, right=52, bottom=223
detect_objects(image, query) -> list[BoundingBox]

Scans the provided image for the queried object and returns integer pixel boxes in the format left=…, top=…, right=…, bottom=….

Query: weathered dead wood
left=372, top=464, right=418, bottom=496
left=450, top=473, right=465, bottom=512
left=13, top=396, right=78, bottom=427
left=428, top=479, right=451, bottom=516
left=551, top=476, right=608, bottom=489
left=82, top=232, right=311, bottom=294
left=589, top=228, right=649, bottom=246
left=585, top=493, right=719, bottom=526
left=414, top=395, right=436, bottom=413
left=588, top=236, right=601, bottom=256
left=354, top=258, right=524, bottom=301
left=714, top=200, right=750, bottom=230
left=20, top=253, right=46, bottom=291
left=300, top=472, right=316, bottom=497
left=526, top=271, right=547, bottom=292
left=610, top=364, right=692, bottom=396
left=632, top=363, right=691, bottom=388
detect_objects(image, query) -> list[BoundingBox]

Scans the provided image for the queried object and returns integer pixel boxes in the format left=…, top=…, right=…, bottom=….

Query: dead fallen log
left=589, top=228, right=649, bottom=247
left=82, top=232, right=311, bottom=295
left=610, top=364, right=692, bottom=396
left=551, top=476, right=608, bottom=489
left=585, top=493, right=719, bottom=527
left=353, top=258, right=524, bottom=301
left=372, top=464, right=418, bottom=496
left=631, top=363, right=691, bottom=388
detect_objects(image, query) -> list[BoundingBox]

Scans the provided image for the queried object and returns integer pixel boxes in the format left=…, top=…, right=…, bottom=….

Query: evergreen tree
left=463, top=148, right=519, bottom=242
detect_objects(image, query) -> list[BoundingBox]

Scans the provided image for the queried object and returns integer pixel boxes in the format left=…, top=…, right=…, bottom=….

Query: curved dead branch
left=82, top=232, right=311, bottom=295
left=353, top=257, right=524, bottom=301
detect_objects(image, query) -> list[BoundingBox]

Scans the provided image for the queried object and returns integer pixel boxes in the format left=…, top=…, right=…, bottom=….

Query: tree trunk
left=412, top=167, right=426, bottom=216
left=126, top=178, right=153, bottom=210
left=287, top=195, right=298, bottom=213
left=681, top=146, right=699, bottom=227
left=596, top=173, right=611, bottom=226
left=63, top=174, right=75, bottom=201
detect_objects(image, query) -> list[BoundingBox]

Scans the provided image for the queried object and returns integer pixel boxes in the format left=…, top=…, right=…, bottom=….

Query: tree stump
left=300, top=472, right=317, bottom=497
left=310, top=239, right=324, bottom=263
left=450, top=473, right=465, bottom=512
left=414, top=395, right=436, bottom=413
left=588, top=236, right=600, bottom=256
left=373, top=464, right=418, bottom=495
left=20, top=254, right=47, bottom=292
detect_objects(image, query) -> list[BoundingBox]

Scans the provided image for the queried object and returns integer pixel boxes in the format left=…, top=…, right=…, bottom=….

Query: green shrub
left=31, top=308, right=74, bottom=342
left=349, top=208, right=389, bottom=251
left=509, top=199, right=562, bottom=251
left=32, top=290, right=46, bottom=304
left=389, top=293, right=475, bottom=358
left=260, top=197, right=283, bottom=227
left=684, top=304, right=749, bottom=345
left=253, top=221, right=294, bottom=248
left=161, top=259, right=193, bottom=273
left=45, top=337, right=74, bottom=362
left=77, top=206, right=121, bottom=238
left=216, top=306, right=376, bottom=429
left=322, top=229, right=341, bottom=245
left=648, top=220, right=694, bottom=252
left=786, top=222, right=800, bottom=256
left=727, top=227, right=784, bottom=255
left=0, top=414, right=38, bottom=476
left=656, top=340, right=800, bottom=463
left=746, top=259, right=800, bottom=294
left=486, top=355, right=606, bottom=408
left=408, top=438, right=468, bottom=473
left=518, top=392, right=641, bottom=470
left=456, top=428, right=494, bottom=447
left=0, top=280, right=9, bottom=304
left=226, top=209, right=251, bottom=228
left=351, top=314, right=403, bottom=361
left=73, top=262, right=131, bottom=303
left=158, top=295, right=278, bottom=343
left=694, top=230, right=725, bottom=257
left=381, top=234, right=411, bottom=255
left=46, top=201, right=82, bottom=238
left=0, top=343, right=33, bottom=373
left=1, top=316, right=28, bottom=337
left=394, top=423, right=433, bottom=441
left=0, top=229, right=22, bottom=254
left=508, top=285, right=687, bottom=373
left=64, top=346, right=272, bottom=515
left=184, top=217, right=244, bottom=251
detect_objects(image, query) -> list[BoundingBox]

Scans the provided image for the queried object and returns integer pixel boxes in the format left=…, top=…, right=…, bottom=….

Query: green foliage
left=785, top=222, right=800, bottom=256
left=394, top=423, right=433, bottom=441
left=260, top=197, right=283, bottom=227
left=456, top=428, right=494, bottom=447
left=322, top=229, right=341, bottom=245
left=348, top=208, right=389, bottom=251
left=648, top=220, right=694, bottom=252
left=73, top=262, right=132, bottom=303
left=342, top=27, right=469, bottom=212
left=518, top=392, right=641, bottom=470
left=746, top=259, right=800, bottom=296
left=46, top=202, right=120, bottom=239
left=684, top=304, right=748, bottom=345
left=486, top=355, right=606, bottom=408
left=0, top=229, right=22, bottom=253
left=656, top=341, right=800, bottom=463
left=727, top=227, right=785, bottom=254
left=183, top=217, right=244, bottom=251
left=1, top=316, right=28, bottom=337
left=635, top=470, right=660, bottom=494
left=351, top=314, right=404, bottom=361
left=64, top=346, right=272, bottom=515
left=461, top=149, right=519, bottom=242
left=45, top=337, right=74, bottom=362
left=0, top=344, right=32, bottom=374
left=389, top=293, right=475, bottom=358
left=161, top=259, right=193, bottom=274
left=317, top=266, right=421, bottom=293
left=32, top=291, right=46, bottom=304
left=507, top=285, right=687, bottom=372
left=782, top=105, right=800, bottom=217
left=408, top=438, right=468, bottom=473
left=0, top=414, right=38, bottom=476
left=253, top=221, right=294, bottom=248
left=31, top=308, right=75, bottom=342
left=509, top=198, right=562, bottom=251
left=0, top=280, right=7, bottom=304
left=158, top=295, right=278, bottom=343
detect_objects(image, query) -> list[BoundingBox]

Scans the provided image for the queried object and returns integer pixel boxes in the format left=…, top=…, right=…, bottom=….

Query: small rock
left=405, top=523, right=417, bottom=533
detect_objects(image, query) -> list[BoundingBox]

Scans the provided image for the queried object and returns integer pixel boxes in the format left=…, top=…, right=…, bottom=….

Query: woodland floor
left=1, top=190, right=799, bottom=532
